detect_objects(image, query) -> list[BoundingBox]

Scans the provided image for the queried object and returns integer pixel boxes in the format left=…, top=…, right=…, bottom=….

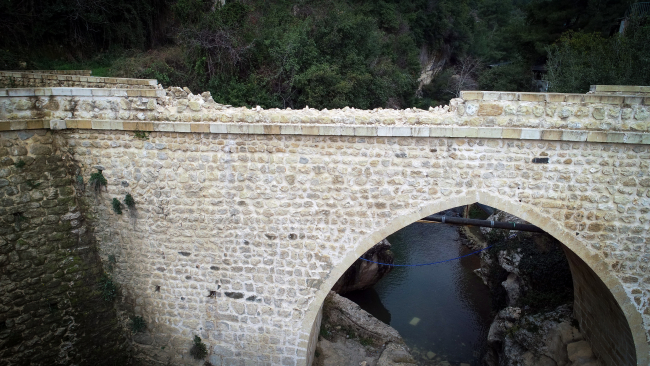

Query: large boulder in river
left=313, top=292, right=417, bottom=366
left=332, top=239, right=394, bottom=294
left=323, top=291, right=403, bottom=345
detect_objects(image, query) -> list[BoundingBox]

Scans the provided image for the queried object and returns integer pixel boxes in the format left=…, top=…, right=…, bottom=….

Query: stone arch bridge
left=1, top=72, right=650, bottom=365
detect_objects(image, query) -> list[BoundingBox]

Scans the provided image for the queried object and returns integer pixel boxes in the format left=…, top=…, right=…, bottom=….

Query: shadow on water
left=344, top=210, right=493, bottom=365
left=343, top=288, right=392, bottom=325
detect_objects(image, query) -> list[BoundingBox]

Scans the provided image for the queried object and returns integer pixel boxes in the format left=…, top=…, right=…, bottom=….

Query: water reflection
left=344, top=214, right=492, bottom=365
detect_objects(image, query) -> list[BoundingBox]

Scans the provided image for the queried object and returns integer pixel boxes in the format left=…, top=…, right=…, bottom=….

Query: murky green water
left=344, top=217, right=492, bottom=365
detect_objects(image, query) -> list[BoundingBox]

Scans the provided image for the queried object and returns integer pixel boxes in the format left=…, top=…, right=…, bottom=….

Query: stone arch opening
left=300, top=191, right=646, bottom=366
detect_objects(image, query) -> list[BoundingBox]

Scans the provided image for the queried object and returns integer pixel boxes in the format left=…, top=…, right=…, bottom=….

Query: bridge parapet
left=13, top=69, right=93, bottom=75
left=1, top=86, right=648, bottom=143
left=0, top=70, right=159, bottom=89
left=589, top=85, right=650, bottom=96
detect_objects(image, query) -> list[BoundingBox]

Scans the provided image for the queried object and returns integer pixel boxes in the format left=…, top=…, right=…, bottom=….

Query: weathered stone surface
left=323, top=292, right=402, bottom=345
left=478, top=104, right=504, bottom=116
left=314, top=292, right=416, bottom=366
left=28, top=144, right=51, bottom=155
left=377, top=343, right=418, bottom=366
left=331, top=239, right=393, bottom=294
left=0, top=131, right=129, bottom=366
left=567, top=340, right=594, bottom=362
left=5, top=129, right=647, bottom=366
left=486, top=305, right=601, bottom=366
left=314, top=338, right=375, bottom=366
left=133, top=332, right=154, bottom=345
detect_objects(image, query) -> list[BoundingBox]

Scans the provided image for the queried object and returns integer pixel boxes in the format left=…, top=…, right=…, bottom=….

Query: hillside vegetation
left=0, top=0, right=648, bottom=109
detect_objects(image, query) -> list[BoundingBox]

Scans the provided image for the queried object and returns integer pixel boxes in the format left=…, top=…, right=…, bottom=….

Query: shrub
left=130, top=316, right=146, bottom=333
left=89, top=170, right=107, bottom=193
left=190, top=335, right=208, bottom=360
left=107, top=254, right=117, bottom=272
left=124, top=194, right=135, bottom=209
left=112, top=198, right=123, bottom=215
left=99, top=274, right=118, bottom=302
left=134, top=130, right=149, bottom=140
left=478, top=60, right=533, bottom=92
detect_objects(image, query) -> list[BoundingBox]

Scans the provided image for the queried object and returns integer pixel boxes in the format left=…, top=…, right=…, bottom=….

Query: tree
left=523, top=0, right=635, bottom=61
left=545, top=21, right=650, bottom=93
left=446, top=56, right=482, bottom=97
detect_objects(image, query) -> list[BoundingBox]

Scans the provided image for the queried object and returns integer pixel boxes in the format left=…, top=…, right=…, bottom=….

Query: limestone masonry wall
left=0, top=130, right=129, bottom=365
left=565, top=247, right=636, bottom=366
left=58, top=129, right=650, bottom=365
left=1, top=79, right=650, bottom=365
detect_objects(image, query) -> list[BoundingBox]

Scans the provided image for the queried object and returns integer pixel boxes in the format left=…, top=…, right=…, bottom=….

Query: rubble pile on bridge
left=0, top=71, right=648, bottom=141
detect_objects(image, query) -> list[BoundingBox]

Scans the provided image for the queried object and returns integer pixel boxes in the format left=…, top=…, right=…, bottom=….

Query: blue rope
left=358, top=245, right=493, bottom=267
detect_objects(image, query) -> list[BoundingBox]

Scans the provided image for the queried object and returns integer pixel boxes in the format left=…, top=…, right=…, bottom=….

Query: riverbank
left=313, top=292, right=417, bottom=366
left=459, top=205, right=602, bottom=366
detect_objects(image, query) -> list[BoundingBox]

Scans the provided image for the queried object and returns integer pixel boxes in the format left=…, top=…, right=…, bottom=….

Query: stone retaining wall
left=0, top=130, right=129, bottom=365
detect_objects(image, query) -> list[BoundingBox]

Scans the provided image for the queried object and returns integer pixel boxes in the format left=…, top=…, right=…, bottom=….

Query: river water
left=344, top=213, right=493, bottom=365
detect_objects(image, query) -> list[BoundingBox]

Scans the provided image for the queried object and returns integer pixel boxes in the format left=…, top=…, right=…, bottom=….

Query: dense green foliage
left=485, top=231, right=574, bottom=313
left=124, top=194, right=136, bottom=209
left=169, top=0, right=424, bottom=108
left=112, top=198, right=123, bottom=215
left=89, top=170, right=107, bottom=193
left=479, top=60, right=533, bottom=92
left=0, top=0, right=170, bottom=54
left=523, top=0, right=635, bottom=61
left=546, top=20, right=650, bottom=93
left=1, top=0, right=647, bottom=106
left=130, top=315, right=146, bottom=333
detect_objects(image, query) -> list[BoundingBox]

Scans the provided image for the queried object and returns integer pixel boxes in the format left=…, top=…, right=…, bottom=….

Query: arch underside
left=300, top=189, right=647, bottom=366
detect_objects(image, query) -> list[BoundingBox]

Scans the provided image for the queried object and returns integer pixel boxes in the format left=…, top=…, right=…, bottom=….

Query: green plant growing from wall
left=13, top=212, right=26, bottom=230
left=107, top=254, right=117, bottom=272
left=124, top=193, right=135, bottom=209
left=99, top=274, right=118, bottom=302
left=189, top=335, right=208, bottom=360
left=75, top=174, right=85, bottom=192
left=89, top=170, right=107, bottom=193
left=14, top=159, right=26, bottom=169
left=130, top=315, right=146, bottom=333
left=26, top=180, right=41, bottom=189
left=112, top=198, right=123, bottom=215
left=134, top=130, right=150, bottom=140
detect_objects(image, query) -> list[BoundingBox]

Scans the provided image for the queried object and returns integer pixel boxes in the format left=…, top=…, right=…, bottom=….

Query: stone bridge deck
left=0, top=73, right=649, bottom=366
